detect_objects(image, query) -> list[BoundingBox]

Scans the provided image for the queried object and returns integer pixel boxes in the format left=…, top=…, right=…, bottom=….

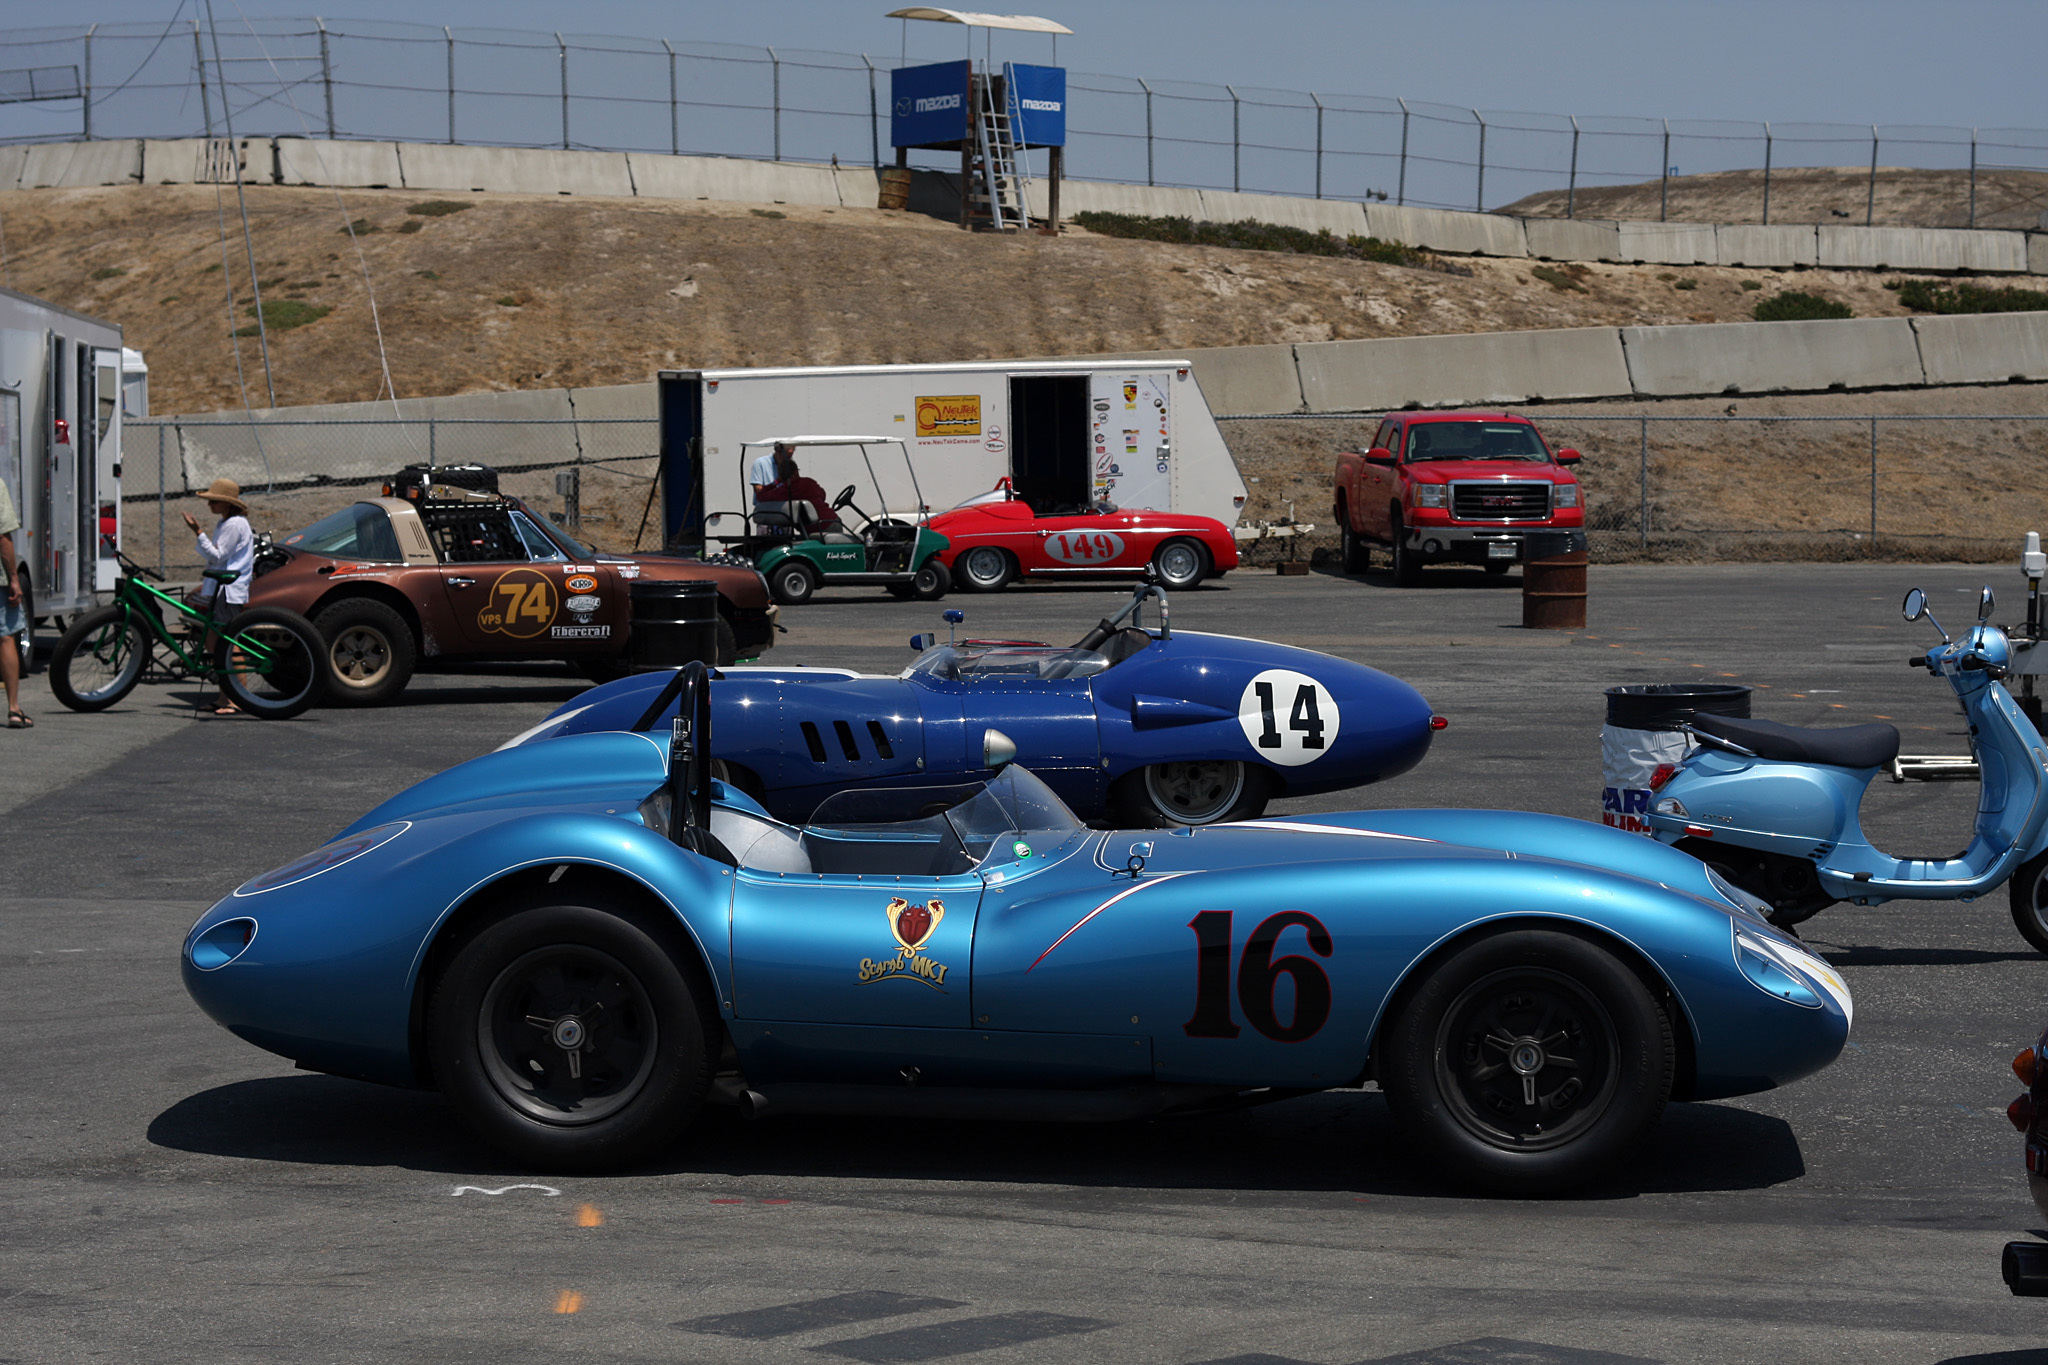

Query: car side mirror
left=1903, top=588, right=1926, bottom=622
left=1981, top=586, right=1996, bottom=623
left=1555, top=448, right=1582, bottom=465
left=983, top=728, right=1016, bottom=771
left=1364, top=446, right=1397, bottom=467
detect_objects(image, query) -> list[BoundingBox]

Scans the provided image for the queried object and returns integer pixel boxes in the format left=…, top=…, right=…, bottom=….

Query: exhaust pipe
left=2004, top=1240, right=2048, bottom=1296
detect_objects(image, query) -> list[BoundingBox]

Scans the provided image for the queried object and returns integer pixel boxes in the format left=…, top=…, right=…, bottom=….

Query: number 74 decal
left=1237, top=668, right=1341, bottom=766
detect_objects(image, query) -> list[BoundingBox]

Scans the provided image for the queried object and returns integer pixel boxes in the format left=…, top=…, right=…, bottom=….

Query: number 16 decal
left=1183, top=909, right=1334, bottom=1042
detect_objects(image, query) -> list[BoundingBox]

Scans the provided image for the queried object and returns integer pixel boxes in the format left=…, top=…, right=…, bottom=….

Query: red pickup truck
left=1333, top=412, right=1583, bottom=585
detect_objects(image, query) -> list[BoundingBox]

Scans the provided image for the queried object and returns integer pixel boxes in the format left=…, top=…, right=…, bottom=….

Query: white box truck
left=654, top=359, right=1248, bottom=551
left=0, top=288, right=129, bottom=645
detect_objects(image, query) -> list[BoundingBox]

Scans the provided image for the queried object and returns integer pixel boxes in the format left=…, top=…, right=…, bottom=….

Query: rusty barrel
left=1522, top=529, right=1588, bottom=630
left=878, top=166, right=913, bottom=211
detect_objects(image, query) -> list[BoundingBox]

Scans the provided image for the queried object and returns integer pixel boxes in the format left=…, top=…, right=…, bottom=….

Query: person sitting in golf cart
left=757, top=454, right=836, bottom=533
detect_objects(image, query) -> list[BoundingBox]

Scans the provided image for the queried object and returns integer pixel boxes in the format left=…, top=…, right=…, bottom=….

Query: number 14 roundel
left=1236, top=668, right=1341, bottom=766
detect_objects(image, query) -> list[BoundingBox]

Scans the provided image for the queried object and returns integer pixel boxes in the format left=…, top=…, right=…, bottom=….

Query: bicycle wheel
left=215, top=607, right=326, bottom=720
left=50, top=606, right=148, bottom=712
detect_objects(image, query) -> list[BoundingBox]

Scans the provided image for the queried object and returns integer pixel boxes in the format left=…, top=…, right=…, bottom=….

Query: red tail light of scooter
left=1649, top=763, right=1679, bottom=791
left=2010, top=1094, right=2037, bottom=1132
left=2017, top=1048, right=2041, bottom=1086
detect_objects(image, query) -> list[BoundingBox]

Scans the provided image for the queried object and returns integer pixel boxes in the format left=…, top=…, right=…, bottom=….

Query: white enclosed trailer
left=655, top=359, right=1247, bottom=551
left=0, top=288, right=127, bottom=637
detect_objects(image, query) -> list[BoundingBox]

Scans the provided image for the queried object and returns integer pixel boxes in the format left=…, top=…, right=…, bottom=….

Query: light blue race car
left=504, top=584, right=1441, bottom=828
left=182, top=665, right=1850, bottom=1194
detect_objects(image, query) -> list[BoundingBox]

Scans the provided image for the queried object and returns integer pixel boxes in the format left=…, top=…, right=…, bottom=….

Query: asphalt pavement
left=3, top=560, right=2043, bottom=1365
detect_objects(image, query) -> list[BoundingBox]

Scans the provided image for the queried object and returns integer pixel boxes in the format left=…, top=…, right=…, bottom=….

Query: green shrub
left=751, top=208, right=787, bottom=220
left=1740, top=280, right=1763, bottom=291
left=397, top=220, right=424, bottom=234
left=234, top=299, right=331, bottom=336
left=339, top=218, right=379, bottom=235
left=1753, top=291, right=1852, bottom=322
left=496, top=295, right=522, bottom=307
left=91, top=266, right=125, bottom=280
left=1893, top=278, right=2048, bottom=314
left=1530, top=264, right=1587, bottom=293
left=407, top=200, right=472, bottom=217
left=1674, top=278, right=1698, bottom=291
left=416, top=270, right=440, bottom=280
left=1071, top=211, right=1428, bottom=267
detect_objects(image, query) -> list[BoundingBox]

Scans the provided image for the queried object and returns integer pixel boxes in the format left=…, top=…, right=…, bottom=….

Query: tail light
left=1429, top=715, right=1449, bottom=731
left=1649, top=763, right=1679, bottom=791
left=54, top=417, right=70, bottom=445
left=2011, top=1093, right=2037, bottom=1132
left=2017, top=1049, right=2041, bottom=1086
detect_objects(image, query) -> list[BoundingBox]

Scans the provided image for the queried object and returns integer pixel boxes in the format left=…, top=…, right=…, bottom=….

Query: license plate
left=1487, top=542, right=1517, bottom=559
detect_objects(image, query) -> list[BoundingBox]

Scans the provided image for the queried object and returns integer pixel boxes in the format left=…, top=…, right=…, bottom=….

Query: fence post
left=1869, top=417, right=1878, bottom=546
left=317, top=18, right=336, bottom=139
left=1866, top=125, right=1878, bottom=226
left=444, top=27, right=455, bottom=144
left=1311, top=91, right=1323, bottom=200
left=1969, top=129, right=1978, bottom=229
left=193, top=21, right=213, bottom=137
left=1139, top=78, right=1153, bottom=186
left=1638, top=417, right=1649, bottom=548
left=769, top=47, right=780, bottom=162
left=1761, top=122, right=1772, bottom=224
left=1227, top=85, right=1240, bottom=192
left=557, top=33, right=570, bottom=150
left=82, top=24, right=94, bottom=140
left=1659, top=119, right=1670, bottom=222
left=864, top=54, right=878, bottom=168
left=664, top=39, right=678, bottom=157
left=1473, top=108, right=1486, bottom=212
left=1566, top=115, right=1579, bottom=218
left=1396, top=97, right=1409, bottom=206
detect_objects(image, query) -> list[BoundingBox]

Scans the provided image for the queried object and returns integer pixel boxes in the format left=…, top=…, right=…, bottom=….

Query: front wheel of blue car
left=1380, top=929, right=1672, bottom=1196
left=428, top=901, right=714, bottom=1172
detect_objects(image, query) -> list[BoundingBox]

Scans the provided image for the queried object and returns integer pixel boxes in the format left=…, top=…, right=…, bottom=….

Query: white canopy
left=885, top=7, right=1072, bottom=34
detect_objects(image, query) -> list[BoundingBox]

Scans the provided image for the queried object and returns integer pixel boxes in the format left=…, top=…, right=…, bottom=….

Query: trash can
left=1522, top=529, right=1588, bottom=630
left=629, top=579, right=720, bottom=671
left=1600, top=683, right=1751, bottom=833
left=878, top=166, right=913, bottom=211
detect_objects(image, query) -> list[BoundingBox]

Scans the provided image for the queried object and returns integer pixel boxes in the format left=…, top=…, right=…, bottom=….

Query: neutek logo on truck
left=915, top=395, right=981, bottom=439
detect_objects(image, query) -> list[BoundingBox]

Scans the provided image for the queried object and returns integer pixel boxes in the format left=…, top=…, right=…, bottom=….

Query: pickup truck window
left=1370, top=420, right=1394, bottom=452
left=1406, top=422, right=1550, bottom=463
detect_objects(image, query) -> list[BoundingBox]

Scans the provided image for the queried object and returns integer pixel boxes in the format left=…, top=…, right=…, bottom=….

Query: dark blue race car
left=183, top=666, right=1851, bottom=1195
left=504, top=585, right=1441, bottom=827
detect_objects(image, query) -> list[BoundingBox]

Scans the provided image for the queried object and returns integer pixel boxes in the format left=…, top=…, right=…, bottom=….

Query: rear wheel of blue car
left=1113, top=760, right=1267, bottom=827
left=1381, top=929, right=1673, bottom=1196
left=428, top=900, right=714, bottom=1171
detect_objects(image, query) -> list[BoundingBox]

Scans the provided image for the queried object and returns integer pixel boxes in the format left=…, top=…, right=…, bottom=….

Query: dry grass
left=1499, top=166, right=2048, bottom=230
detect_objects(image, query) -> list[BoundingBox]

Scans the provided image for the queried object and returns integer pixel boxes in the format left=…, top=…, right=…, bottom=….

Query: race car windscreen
left=802, top=769, right=1081, bottom=875
left=905, top=645, right=1113, bottom=682
left=278, top=503, right=404, bottom=561
left=1405, top=422, right=1550, bottom=462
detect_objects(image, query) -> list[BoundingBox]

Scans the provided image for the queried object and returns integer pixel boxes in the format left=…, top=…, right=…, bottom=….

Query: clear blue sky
left=49, top=0, right=2048, bottom=130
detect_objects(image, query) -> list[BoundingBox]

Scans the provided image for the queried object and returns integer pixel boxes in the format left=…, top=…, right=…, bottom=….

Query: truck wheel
left=912, top=558, right=952, bottom=601
left=50, top=606, right=147, bottom=712
left=314, top=598, right=417, bottom=707
left=1112, top=761, right=1267, bottom=827
left=2009, top=850, right=2048, bottom=954
left=1152, top=539, right=1208, bottom=590
left=714, top=615, right=738, bottom=666
left=1380, top=928, right=1673, bottom=1195
left=1339, top=516, right=1369, bottom=575
left=957, top=546, right=1013, bottom=592
left=1391, top=513, right=1423, bottom=587
left=768, top=561, right=816, bottom=606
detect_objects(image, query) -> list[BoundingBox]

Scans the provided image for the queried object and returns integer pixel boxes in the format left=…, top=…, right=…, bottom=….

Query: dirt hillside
left=0, top=182, right=1988, bottom=416
left=1499, top=167, right=2048, bottom=230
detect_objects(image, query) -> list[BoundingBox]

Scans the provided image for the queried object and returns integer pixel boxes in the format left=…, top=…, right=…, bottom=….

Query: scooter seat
left=1693, top=713, right=1901, bottom=768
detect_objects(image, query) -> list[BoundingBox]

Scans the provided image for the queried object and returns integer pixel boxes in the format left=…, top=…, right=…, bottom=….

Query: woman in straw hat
left=182, top=479, right=254, bottom=716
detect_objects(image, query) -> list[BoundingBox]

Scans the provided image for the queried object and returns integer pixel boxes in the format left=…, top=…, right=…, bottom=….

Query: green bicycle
left=49, top=550, right=326, bottom=719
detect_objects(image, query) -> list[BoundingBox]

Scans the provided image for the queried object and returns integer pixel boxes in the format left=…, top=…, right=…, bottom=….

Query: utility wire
left=203, top=0, right=276, bottom=410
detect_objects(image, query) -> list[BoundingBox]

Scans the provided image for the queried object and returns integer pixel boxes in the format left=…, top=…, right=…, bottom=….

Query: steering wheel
left=831, top=484, right=858, bottom=511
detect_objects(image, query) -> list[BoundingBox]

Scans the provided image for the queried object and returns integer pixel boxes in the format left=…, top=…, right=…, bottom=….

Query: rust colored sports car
left=252, top=486, right=775, bottom=705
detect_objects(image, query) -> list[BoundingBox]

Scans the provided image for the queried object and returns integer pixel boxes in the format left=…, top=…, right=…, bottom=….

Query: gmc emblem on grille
left=1481, top=495, right=1519, bottom=507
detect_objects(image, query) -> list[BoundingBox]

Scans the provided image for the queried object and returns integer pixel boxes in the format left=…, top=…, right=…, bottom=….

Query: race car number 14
left=1237, top=668, right=1339, bottom=766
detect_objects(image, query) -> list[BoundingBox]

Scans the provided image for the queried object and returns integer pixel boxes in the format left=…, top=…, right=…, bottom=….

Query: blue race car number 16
left=1184, top=909, right=1334, bottom=1042
left=1238, top=668, right=1340, bottom=766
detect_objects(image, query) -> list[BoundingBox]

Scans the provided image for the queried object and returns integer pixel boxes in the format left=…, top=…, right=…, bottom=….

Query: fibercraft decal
left=477, top=567, right=559, bottom=639
left=858, top=897, right=951, bottom=989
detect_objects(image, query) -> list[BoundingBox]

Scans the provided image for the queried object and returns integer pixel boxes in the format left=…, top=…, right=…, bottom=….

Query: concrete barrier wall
left=1622, top=317, right=1926, bottom=396
left=1524, top=219, right=1620, bottom=262
left=1716, top=224, right=1818, bottom=268
left=1912, top=312, right=2048, bottom=385
left=1197, top=190, right=1367, bottom=235
left=1818, top=225, right=2029, bottom=273
left=19, top=140, right=140, bottom=188
left=627, top=153, right=841, bottom=207
left=1296, top=327, right=1631, bottom=412
left=396, top=143, right=635, bottom=198
left=2034, top=234, right=2048, bottom=277
left=1059, top=180, right=1207, bottom=220
left=139, top=138, right=268, bottom=186
left=276, top=138, right=403, bottom=188
left=1615, top=221, right=1717, bottom=266
left=0, top=144, right=28, bottom=190
left=1366, top=203, right=1527, bottom=257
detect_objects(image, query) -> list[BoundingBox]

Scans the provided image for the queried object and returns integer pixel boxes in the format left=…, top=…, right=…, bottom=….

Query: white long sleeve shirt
left=195, top=514, right=254, bottom=605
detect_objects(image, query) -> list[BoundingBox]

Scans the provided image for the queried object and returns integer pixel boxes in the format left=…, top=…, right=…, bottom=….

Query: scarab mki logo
left=857, top=897, right=950, bottom=989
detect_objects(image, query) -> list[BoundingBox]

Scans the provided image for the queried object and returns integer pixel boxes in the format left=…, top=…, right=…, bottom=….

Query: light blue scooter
left=1646, top=585, right=2048, bottom=952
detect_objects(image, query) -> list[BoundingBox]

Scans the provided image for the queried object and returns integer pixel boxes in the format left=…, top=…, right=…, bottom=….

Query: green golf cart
left=709, top=436, right=953, bottom=605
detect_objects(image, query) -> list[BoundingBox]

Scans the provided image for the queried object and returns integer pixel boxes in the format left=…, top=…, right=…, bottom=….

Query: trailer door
left=1089, top=371, right=1172, bottom=511
left=1008, top=374, right=1089, bottom=511
left=94, top=349, right=121, bottom=590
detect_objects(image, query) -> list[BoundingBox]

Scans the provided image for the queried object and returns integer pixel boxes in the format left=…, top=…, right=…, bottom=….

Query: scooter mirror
left=1903, top=588, right=1927, bottom=622
left=1980, top=586, right=1996, bottom=622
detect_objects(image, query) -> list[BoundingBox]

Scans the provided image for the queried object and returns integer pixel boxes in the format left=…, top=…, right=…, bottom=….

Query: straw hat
left=199, top=478, right=248, bottom=513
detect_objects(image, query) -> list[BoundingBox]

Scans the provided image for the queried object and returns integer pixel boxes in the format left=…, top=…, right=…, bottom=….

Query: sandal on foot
left=7, top=709, right=30, bottom=729
left=212, top=703, right=242, bottom=717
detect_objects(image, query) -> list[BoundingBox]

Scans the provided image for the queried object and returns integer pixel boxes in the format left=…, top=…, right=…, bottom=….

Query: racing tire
left=911, top=558, right=952, bottom=602
left=714, top=614, right=738, bottom=667
left=1338, top=515, right=1368, bottom=575
left=957, top=546, right=1013, bottom=593
left=1113, top=760, right=1268, bottom=828
left=1152, top=538, right=1208, bottom=591
left=50, top=606, right=148, bottom=712
left=213, top=607, right=326, bottom=720
left=767, top=560, right=817, bottom=606
left=2008, top=850, right=2048, bottom=954
left=1380, top=928, right=1674, bottom=1196
left=1483, top=561, right=1512, bottom=576
left=314, top=597, right=416, bottom=707
left=427, top=899, right=714, bottom=1172
left=1391, top=513, right=1423, bottom=587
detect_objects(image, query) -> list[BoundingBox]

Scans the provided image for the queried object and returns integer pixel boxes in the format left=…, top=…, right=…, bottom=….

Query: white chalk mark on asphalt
left=452, top=1183, right=562, bottom=1197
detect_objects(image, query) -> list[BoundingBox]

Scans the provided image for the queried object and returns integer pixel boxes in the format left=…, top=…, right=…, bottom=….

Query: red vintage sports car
left=926, top=483, right=1240, bottom=592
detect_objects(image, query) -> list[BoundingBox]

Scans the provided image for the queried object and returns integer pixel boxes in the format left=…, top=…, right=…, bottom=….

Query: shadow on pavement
left=1933, top=1353, right=2048, bottom=1364
left=149, top=1078, right=1801, bottom=1198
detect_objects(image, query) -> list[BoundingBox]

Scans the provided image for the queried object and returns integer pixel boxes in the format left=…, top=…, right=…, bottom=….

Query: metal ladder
left=967, top=69, right=1031, bottom=231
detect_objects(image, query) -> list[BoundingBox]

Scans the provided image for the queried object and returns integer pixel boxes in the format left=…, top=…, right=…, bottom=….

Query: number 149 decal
left=1183, top=909, right=1333, bottom=1042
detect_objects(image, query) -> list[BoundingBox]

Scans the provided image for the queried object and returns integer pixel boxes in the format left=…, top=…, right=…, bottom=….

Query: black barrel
left=1604, top=683, right=1752, bottom=731
left=629, top=579, right=720, bottom=671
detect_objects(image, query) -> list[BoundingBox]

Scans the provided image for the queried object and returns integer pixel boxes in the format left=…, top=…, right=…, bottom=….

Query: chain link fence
left=4, top=18, right=2046, bottom=226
